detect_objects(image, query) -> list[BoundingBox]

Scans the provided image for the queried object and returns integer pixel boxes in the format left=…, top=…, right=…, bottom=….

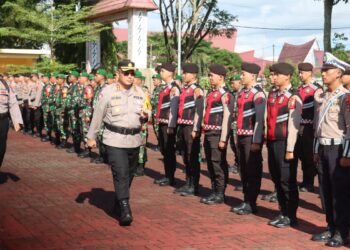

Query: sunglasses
left=122, top=71, right=135, bottom=76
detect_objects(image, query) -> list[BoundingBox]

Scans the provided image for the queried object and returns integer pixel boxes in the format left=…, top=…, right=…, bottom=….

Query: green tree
left=158, top=0, right=237, bottom=61
left=332, top=32, right=349, bottom=61
left=321, top=0, right=349, bottom=52
left=0, top=0, right=106, bottom=59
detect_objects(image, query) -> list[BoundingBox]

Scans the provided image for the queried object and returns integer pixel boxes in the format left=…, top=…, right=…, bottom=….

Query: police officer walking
left=174, top=63, right=204, bottom=196
left=295, top=63, right=323, bottom=192
left=266, top=63, right=302, bottom=228
left=201, top=64, right=234, bottom=205
left=312, top=53, right=350, bottom=247
left=87, top=60, right=149, bottom=226
left=0, top=79, right=23, bottom=167
left=231, top=62, right=266, bottom=215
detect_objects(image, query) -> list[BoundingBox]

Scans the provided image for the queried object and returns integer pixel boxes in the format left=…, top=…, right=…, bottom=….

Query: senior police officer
left=312, top=53, right=350, bottom=247
left=174, top=63, right=204, bottom=196
left=295, top=63, right=323, bottom=192
left=0, top=79, right=23, bottom=167
left=200, top=64, right=234, bottom=205
left=154, top=62, right=180, bottom=186
left=87, top=60, right=149, bottom=226
left=231, top=62, right=266, bottom=215
left=266, top=62, right=302, bottom=228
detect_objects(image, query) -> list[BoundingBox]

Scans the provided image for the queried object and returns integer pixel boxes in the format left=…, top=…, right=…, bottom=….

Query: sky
left=118, top=0, right=350, bottom=60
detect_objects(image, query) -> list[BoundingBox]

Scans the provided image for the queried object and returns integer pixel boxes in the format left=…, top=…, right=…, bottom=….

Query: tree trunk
left=323, top=0, right=333, bottom=52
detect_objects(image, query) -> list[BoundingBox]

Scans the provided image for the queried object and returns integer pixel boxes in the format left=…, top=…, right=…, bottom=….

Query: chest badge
left=305, top=88, right=310, bottom=93
left=278, top=97, right=284, bottom=104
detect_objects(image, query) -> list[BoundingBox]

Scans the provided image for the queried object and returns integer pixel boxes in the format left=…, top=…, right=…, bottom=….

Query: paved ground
left=0, top=129, right=348, bottom=250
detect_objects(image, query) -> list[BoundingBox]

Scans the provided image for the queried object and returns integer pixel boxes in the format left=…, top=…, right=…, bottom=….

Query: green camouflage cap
left=52, top=72, right=59, bottom=78
left=70, top=70, right=80, bottom=77
left=134, top=70, right=143, bottom=79
left=80, top=72, right=89, bottom=78
left=96, top=68, right=108, bottom=77
left=152, top=73, right=161, bottom=79
left=57, top=73, right=66, bottom=79
left=107, top=73, right=114, bottom=79
left=231, top=74, right=241, bottom=81
left=141, top=76, right=146, bottom=80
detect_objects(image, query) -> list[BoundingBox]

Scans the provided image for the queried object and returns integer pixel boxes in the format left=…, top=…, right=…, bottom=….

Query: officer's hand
left=191, top=131, right=199, bottom=139
left=167, top=128, right=174, bottom=134
left=285, top=152, right=294, bottom=161
left=340, top=157, right=350, bottom=167
left=313, top=154, right=320, bottom=164
left=14, top=123, right=21, bottom=132
left=87, top=139, right=97, bottom=148
left=250, top=143, right=260, bottom=152
left=218, top=141, right=226, bottom=149
left=141, top=109, right=148, bottom=119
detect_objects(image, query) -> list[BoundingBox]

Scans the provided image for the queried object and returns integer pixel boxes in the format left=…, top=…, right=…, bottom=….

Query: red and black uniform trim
left=298, top=82, right=321, bottom=125
left=177, top=83, right=201, bottom=125
left=236, top=85, right=264, bottom=136
left=267, top=87, right=299, bottom=141
left=156, top=82, right=179, bottom=124
left=203, top=86, right=228, bottom=131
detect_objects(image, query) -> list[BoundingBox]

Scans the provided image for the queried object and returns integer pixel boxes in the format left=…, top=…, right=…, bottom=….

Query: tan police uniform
left=0, top=79, right=23, bottom=166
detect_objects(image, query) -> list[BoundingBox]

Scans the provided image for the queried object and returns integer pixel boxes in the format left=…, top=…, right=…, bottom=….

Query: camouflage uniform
left=66, top=82, right=81, bottom=152
left=58, top=83, right=70, bottom=143
left=79, top=84, right=94, bottom=153
left=41, top=83, right=53, bottom=140
left=50, top=83, right=61, bottom=144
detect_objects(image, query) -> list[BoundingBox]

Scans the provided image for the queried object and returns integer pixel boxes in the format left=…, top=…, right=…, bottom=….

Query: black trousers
left=158, top=124, right=177, bottom=180
left=267, top=140, right=299, bottom=219
left=21, top=100, right=30, bottom=132
left=0, top=117, right=10, bottom=167
left=106, top=145, right=139, bottom=200
left=295, top=125, right=316, bottom=186
left=229, top=133, right=239, bottom=167
left=204, top=131, right=228, bottom=193
left=237, top=136, right=263, bottom=206
left=317, top=144, right=342, bottom=231
left=178, top=125, right=201, bottom=186
left=30, top=108, right=43, bottom=135
left=334, top=165, right=350, bottom=238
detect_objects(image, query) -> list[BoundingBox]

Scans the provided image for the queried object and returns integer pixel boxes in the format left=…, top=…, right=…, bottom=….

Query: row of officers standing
left=1, top=53, right=350, bottom=246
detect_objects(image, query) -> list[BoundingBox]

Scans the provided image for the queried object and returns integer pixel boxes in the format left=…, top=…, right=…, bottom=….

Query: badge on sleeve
left=289, top=97, right=296, bottom=109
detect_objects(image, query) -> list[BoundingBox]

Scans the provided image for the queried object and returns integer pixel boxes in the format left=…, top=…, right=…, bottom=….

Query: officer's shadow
left=0, top=171, right=20, bottom=185
left=75, top=188, right=117, bottom=219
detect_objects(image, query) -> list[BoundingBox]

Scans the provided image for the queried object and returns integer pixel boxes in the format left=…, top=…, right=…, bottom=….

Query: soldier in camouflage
left=78, top=72, right=94, bottom=158
left=150, top=73, right=164, bottom=152
left=41, top=73, right=53, bottom=142
left=56, top=74, right=70, bottom=149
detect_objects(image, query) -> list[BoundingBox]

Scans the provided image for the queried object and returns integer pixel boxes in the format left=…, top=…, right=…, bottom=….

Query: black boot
left=94, top=156, right=104, bottom=164
left=54, top=132, right=60, bottom=146
left=118, top=199, right=133, bottom=226
left=134, top=163, right=145, bottom=177
left=174, top=178, right=190, bottom=194
left=180, top=177, right=199, bottom=196
left=41, top=135, right=50, bottom=142
left=57, top=139, right=67, bottom=149
left=78, top=148, right=91, bottom=158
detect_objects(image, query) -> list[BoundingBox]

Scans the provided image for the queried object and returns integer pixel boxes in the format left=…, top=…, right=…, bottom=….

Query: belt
left=318, top=138, right=343, bottom=146
left=0, top=112, right=9, bottom=120
left=104, top=123, right=141, bottom=135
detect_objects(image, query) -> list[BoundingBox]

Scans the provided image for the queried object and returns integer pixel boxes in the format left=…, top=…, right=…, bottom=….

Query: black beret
left=269, top=64, right=276, bottom=73
left=298, top=62, right=313, bottom=71
left=241, top=62, right=261, bottom=74
left=209, top=64, right=227, bottom=76
left=182, top=63, right=199, bottom=74
left=274, top=62, right=294, bottom=75
left=161, top=62, right=176, bottom=72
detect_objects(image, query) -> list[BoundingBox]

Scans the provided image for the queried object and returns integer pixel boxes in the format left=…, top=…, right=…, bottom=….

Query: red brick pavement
left=0, top=130, right=348, bottom=249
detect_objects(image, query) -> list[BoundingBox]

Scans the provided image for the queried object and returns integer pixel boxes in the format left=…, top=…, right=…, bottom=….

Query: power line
left=235, top=25, right=350, bottom=31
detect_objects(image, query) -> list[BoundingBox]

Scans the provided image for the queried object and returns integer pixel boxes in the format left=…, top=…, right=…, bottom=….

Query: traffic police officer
left=312, top=53, right=350, bottom=247
left=154, top=62, right=180, bottom=186
left=174, top=63, right=204, bottom=196
left=231, top=62, right=266, bottom=215
left=0, top=79, right=23, bottom=167
left=295, top=63, right=323, bottom=192
left=266, top=62, right=302, bottom=228
left=87, top=60, right=149, bottom=226
left=200, top=64, right=234, bottom=205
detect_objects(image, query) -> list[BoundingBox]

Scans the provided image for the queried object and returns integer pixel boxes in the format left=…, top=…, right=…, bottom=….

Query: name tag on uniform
left=133, top=95, right=143, bottom=100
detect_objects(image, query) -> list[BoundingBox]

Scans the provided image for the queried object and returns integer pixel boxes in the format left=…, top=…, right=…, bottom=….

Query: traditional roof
left=278, top=39, right=316, bottom=65
left=239, top=50, right=272, bottom=75
left=314, top=50, right=325, bottom=67
left=89, top=0, right=158, bottom=21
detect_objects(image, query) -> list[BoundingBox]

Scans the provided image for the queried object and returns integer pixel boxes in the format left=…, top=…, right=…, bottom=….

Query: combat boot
left=78, top=148, right=91, bottom=158
left=118, top=199, right=133, bottom=226
left=57, top=139, right=67, bottom=149
left=134, top=163, right=145, bottom=177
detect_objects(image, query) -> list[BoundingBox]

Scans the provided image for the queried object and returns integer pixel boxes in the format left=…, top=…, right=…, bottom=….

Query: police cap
left=209, top=64, right=227, bottom=76
left=274, top=62, right=294, bottom=76
left=241, top=62, right=261, bottom=74
left=182, top=63, right=199, bottom=74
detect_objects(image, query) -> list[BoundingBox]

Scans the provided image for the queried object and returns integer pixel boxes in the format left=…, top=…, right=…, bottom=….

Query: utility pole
left=272, top=44, right=275, bottom=63
left=177, top=0, right=182, bottom=75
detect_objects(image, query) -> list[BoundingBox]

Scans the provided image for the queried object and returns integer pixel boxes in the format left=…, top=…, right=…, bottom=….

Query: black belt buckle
left=122, top=127, right=128, bottom=135
left=330, top=138, right=334, bottom=146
